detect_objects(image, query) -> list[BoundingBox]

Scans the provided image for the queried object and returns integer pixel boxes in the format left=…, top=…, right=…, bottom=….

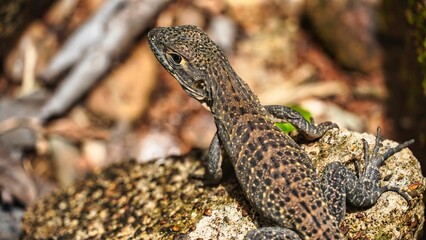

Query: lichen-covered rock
left=303, top=129, right=424, bottom=239
left=22, top=128, right=425, bottom=239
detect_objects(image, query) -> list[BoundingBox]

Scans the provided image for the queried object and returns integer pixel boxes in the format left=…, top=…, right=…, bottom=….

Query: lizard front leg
left=321, top=127, right=414, bottom=222
left=265, top=105, right=338, bottom=140
left=191, top=133, right=224, bottom=185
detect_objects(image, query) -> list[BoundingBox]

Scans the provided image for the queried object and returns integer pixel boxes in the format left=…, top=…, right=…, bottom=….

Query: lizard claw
left=318, top=121, right=339, bottom=130
left=189, top=172, right=221, bottom=186
left=357, top=127, right=414, bottom=206
left=380, top=185, right=412, bottom=208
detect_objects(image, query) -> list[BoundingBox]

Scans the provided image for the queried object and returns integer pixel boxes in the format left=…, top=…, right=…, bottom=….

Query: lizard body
left=148, top=25, right=413, bottom=239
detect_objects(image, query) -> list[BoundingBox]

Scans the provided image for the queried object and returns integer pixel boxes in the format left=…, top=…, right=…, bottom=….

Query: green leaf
left=274, top=105, right=312, bottom=134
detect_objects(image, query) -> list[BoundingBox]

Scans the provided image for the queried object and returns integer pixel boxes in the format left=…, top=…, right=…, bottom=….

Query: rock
left=21, top=128, right=425, bottom=239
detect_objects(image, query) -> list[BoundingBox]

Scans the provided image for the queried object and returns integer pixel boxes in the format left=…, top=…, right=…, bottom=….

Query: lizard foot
left=321, top=127, right=414, bottom=222
left=189, top=172, right=222, bottom=186
left=355, top=127, right=414, bottom=206
left=301, top=121, right=338, bottom=140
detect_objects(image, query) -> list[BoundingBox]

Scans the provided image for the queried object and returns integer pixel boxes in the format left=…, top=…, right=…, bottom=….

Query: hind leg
left=321, top=127, right=413, bottom=222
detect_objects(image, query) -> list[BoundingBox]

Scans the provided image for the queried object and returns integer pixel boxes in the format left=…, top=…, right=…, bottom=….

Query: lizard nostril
left=148, top=28, right=160, bottom=40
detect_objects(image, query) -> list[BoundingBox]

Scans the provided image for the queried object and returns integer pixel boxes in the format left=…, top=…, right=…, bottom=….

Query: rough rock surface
left=22, top=128, right=425, bottom=239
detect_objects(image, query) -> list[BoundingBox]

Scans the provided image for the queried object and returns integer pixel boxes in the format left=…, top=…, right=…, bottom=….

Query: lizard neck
left=209, top=60, right=267, bottom=128
left=207, top=60, right=274, bottom=164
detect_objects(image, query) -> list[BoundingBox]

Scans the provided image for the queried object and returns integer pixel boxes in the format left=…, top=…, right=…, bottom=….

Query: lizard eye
left=169, top=53, right=183, bottom=65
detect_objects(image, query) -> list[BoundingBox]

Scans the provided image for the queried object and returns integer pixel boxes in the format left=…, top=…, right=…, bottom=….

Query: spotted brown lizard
left=148, top=25, right=414, bottom=239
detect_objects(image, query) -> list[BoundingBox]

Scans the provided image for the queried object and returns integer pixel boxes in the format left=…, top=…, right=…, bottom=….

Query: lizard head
left=148, top=25, right=225, bottom=107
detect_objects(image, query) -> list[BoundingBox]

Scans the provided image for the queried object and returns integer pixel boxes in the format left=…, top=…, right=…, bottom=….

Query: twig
left=39, top=0, right=172, bottom=121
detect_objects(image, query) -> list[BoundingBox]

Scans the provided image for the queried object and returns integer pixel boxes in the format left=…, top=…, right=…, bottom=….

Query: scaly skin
left=148, top=25, right=413, bottom=240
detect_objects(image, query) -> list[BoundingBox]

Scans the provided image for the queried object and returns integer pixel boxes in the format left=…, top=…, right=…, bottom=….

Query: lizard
left=147, top=25, right=414, bottom=239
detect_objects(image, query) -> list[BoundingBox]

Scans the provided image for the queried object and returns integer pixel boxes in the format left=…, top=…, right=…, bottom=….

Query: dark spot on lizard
left=253, top=179, right=260, bottom=186
left=255, top=151, right=263, bottom=160
left=291, top=188, right=299, bottom=197
left=272, top=172, right=279, bottom=180
left=264, top=178, right=272, bottom=186
left=241, top=131, right=250, bottom=143
left=247, top=143, right=256, bottom=151
left=236, top=125, right=244, bottom=135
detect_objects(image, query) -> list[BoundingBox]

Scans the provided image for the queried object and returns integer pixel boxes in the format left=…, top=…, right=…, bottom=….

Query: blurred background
left=0, top=0, right=425, bottom=238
